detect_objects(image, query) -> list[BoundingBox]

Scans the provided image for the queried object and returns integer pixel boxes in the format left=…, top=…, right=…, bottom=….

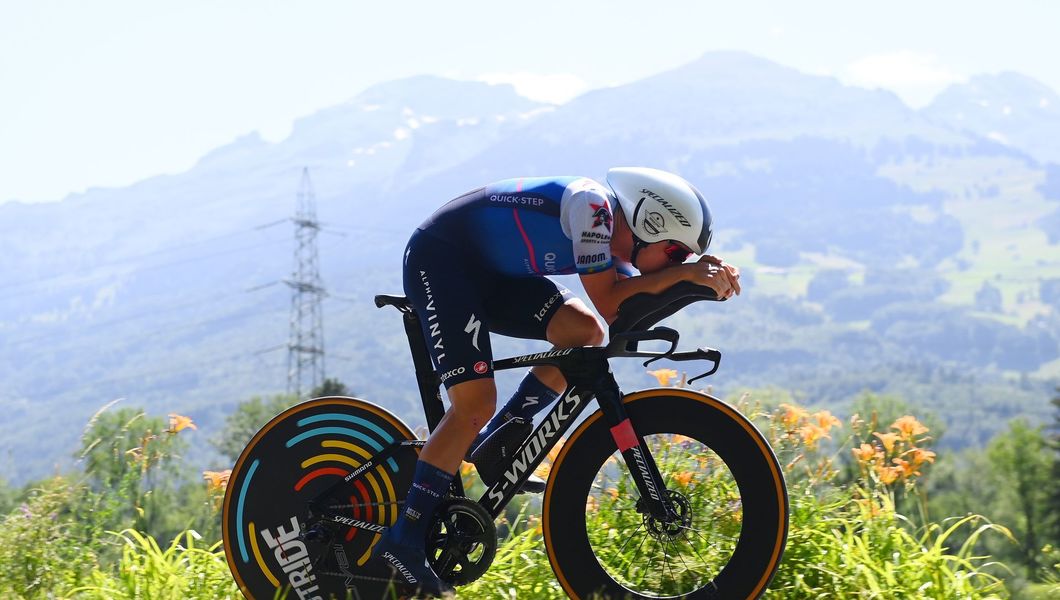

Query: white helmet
left=605, top=167, right=713, bottom=256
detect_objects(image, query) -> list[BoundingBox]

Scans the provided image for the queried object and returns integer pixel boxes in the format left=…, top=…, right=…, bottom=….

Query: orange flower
left=813, top=410, right=842, bottom=432
left=586, top=495, right=599, bottom=512
left=672, top=471, right=695, bottom=487
left=168, top=413, right=197, bottom=434
left=798, top=423, right=829, bottom=449
left=892, top=458, right=920, bottom=478
left=906, top=447, right=936, bottom=467
left=779, top=403, right=808, bottom=429
left=876, top=464, right=901, bottom=485
left=648, top=368, right=679, bottom=387
left=202, top=469, right=231, bottom=493
left=873, top=432, right=900, bottom=454
left=852, top=443, right=878, bottom=463
left=606, top=487, right=620, bottom=500
left=534, top=437, right=565, bottom=479
left=891, top=416, right=928, bottom=440
left=671, top=434, right=694, bottom=445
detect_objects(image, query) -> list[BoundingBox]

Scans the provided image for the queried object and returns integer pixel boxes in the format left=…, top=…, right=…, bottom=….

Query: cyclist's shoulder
left=485, top=176, right=606, bottom=200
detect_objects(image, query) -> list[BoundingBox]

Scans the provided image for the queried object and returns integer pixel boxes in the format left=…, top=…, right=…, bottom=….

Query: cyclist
left=373, top=167, right=740, bottom=595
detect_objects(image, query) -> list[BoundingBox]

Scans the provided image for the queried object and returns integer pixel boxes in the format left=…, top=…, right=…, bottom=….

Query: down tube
left=478, top=386, right=595, bottom=518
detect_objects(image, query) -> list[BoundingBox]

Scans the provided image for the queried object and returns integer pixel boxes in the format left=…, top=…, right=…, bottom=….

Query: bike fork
left=595, top=375, right=678, bottom=522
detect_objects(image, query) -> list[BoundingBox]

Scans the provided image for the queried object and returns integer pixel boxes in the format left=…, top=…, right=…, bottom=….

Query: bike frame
left=309, top=298, right=719, bottom=532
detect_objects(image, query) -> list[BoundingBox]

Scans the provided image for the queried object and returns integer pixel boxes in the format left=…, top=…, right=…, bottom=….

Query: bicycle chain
left=324, top=500, right=404, bottom=510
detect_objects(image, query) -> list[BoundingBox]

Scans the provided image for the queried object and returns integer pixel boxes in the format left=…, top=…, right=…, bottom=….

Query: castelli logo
left=474, top=361, right=489, bottom=374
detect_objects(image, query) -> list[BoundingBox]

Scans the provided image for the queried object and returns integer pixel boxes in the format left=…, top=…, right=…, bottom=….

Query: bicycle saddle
left=374, top=294, right=413, bottom=312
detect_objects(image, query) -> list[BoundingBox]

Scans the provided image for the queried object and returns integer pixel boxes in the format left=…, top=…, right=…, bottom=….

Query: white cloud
left=986, top=131, right=1009, bottom=145
left=477, top=71, right=590, bottom=104
left=842, top=51, right=964, bottom=107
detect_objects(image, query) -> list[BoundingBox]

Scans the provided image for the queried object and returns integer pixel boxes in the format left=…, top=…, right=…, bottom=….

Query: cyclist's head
left=605, top=167, right=713, bottom=266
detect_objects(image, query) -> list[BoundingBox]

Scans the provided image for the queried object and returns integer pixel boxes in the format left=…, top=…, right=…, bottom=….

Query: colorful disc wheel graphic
left=223, top=396, right=419, bottom=600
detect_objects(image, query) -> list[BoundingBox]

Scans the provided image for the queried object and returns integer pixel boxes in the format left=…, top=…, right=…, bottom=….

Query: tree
left=0, top=478, right=16, bottom=516
left=211, top=393, right=300, bottom=464
left=311, top=377, right=351, bottom=397
left=1049, top=389, right=1060, bottom=546
left=211, top=379, right=351, bottom=464
left=76, top=403, right=196, bottom=542
left=986, top=418, right=1053, bottom=578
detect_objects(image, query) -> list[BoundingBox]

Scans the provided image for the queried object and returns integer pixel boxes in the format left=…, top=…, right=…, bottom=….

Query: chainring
left=425, top=497, right=497, bottom=586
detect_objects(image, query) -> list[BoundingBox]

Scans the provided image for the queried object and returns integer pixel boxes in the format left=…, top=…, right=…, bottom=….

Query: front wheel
left=542, top=389, right=788, bottom=599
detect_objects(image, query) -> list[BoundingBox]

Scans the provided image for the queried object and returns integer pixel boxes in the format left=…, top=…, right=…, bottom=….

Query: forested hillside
left=1, top=52, right=1059, bottom=485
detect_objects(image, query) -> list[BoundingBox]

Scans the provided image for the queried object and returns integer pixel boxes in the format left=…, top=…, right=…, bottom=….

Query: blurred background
left=1, top=1, right=1058, bottom=597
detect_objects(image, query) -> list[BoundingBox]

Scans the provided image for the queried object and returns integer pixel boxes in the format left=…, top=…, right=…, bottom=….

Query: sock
left=389, top=460, right=453, bottom=547
left=476, top=372, right=561, bottom=446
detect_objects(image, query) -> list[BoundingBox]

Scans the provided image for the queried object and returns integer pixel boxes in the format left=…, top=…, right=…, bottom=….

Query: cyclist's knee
left=446, top=378, right=497, bottom=430
left=548, top=303, right=605, bottom=348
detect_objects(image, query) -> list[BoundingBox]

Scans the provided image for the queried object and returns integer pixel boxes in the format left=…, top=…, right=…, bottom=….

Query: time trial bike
left=222, top=281, right=788, bottom=599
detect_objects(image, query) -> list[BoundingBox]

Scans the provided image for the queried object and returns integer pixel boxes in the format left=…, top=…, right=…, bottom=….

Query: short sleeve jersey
left=418, top=176, right=622, bottom=276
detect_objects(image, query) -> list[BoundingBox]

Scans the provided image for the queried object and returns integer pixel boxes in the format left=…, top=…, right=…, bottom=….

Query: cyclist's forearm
left=593, top=266, right=688, bottom=324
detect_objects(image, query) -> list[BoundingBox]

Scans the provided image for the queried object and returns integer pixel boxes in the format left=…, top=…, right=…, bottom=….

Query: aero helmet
left=605, top=167, right=713, bottom=255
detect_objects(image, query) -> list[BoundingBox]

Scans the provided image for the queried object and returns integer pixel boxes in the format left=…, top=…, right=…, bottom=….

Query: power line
left=1, top=236, right=293, bottom=301
left=4, top=284, right=284, bottom=348
left=286, top=168, right=327, bottom=398
left=0, top=219, right=292, bottom=293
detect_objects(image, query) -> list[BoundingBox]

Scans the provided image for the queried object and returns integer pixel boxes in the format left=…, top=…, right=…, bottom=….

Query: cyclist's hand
left=687, top=257, right=741, bottom=299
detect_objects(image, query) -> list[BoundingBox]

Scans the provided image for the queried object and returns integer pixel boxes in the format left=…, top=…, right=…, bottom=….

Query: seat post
left=398, top=310, right=448, bottom=433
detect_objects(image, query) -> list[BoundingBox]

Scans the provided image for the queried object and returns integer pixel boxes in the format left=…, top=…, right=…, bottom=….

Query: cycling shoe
left=372, top=532, right=454, bottom=598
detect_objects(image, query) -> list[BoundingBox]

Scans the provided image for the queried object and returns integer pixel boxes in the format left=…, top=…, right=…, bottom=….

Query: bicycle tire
left=543, top=389, right=788, bottom=599
left=222, top=396, right=420, bottom=600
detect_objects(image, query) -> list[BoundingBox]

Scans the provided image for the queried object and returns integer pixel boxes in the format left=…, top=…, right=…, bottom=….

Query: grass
left=0, top=397, right=1025, bottom=599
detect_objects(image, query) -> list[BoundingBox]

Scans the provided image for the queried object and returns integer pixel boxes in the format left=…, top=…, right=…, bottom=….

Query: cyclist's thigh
left=481, top=274, right=574, bottom=340
left=403, top=229, right=495, bottom=388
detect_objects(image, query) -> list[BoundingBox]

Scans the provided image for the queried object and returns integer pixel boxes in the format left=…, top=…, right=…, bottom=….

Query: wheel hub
left=643, top=490, right=693, bottom=542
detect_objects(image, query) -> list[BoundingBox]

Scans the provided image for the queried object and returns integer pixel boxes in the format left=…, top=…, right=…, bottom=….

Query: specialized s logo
left=465, top=314, right=482, bottom=351
left=590, top=200, right=612, bottom=231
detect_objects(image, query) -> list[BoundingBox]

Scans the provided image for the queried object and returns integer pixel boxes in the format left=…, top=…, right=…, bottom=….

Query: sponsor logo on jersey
left=577, top=252, right=607, bottom=265
left=543, top=251, right=557, bottom=272
left=474, top=361, right=489, bottom=374
left=464, top=314, right=482, bottom=351
left=590, top=200, right=612, bottom=231
left=439, top=366, right=465, bottom=383
left=490, top=194, right=544, bottom=206
left=419, top=270, right=446, bottom=363
left=640, top=188, right=691, bottom=227
left=532, top=292, right=563, bottom=322
left=580, top=231, right=610, bottom=243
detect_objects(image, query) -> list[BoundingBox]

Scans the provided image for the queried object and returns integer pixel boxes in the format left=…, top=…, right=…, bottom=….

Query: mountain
left=924, top=72, right=1060, bottom=164
left=1, top=52, right=1058, bottom=485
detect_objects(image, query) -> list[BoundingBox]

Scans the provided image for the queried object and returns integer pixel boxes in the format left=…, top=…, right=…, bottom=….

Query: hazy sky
left=2, top=0, right=1057, bottom=204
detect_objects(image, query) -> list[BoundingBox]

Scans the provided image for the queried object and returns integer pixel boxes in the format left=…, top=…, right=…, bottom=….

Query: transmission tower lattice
left=285, top=167, right=326, bottom=398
